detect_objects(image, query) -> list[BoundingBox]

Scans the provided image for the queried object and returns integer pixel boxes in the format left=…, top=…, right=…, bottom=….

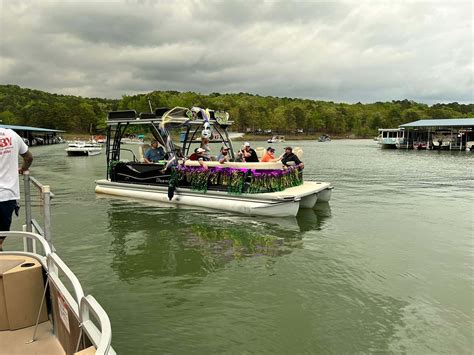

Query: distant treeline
left=1, top=84, right=473, bottom=137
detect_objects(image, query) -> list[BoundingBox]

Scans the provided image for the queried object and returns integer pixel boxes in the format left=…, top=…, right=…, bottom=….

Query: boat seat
left=255, top=147, right=265, bottom=159
left=138, top=144, right=150, bottom=162
left=293, top=147, right=303, bottom=159
left=184, top=160, right=284, bottom=170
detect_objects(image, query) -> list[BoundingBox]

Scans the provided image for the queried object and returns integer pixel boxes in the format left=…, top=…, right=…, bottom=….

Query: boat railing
left=47, top=252, right=85, bottom=317
left=1, top=173, right=115, bottom=354
left=81, top=295, right=114, bottom=354
left=22, top=172, right=54, bottom=250
left=1, top=230, right=51, bottom=267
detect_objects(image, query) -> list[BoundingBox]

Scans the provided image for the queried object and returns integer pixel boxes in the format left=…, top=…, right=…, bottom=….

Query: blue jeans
left=0, top=200, right=17, bottom=231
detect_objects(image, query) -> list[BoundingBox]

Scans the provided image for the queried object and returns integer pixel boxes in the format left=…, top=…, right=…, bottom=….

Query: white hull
left=66, top=147, right=102, bottom=156
left=66, top=142, right=103, bottom=156
left=316, top=187, right=333, bottom=202
left=120, top=138, right=144, bottom=145
left=95, top=180, right=332, bottom=217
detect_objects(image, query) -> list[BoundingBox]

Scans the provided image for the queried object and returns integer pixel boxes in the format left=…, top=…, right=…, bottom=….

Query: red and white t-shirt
left=0, top=128, right=28, bottom=201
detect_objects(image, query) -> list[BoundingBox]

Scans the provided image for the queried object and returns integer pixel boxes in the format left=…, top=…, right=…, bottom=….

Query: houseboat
left=95, top=107, right=332, bottom=217
left=378, top=128, right=406, bottom=149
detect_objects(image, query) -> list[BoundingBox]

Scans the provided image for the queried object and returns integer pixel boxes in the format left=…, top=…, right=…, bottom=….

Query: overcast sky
left=0, top=0, right=472, bottom=104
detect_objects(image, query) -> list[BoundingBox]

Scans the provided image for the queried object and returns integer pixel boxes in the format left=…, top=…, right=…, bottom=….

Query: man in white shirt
left=0, top=127, right=33, bottom=249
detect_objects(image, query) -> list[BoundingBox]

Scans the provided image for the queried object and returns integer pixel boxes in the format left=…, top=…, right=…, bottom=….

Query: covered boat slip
left=379, top=118, right=474, bottom=150
left=0, top=175, right=115, bottom=355
left=0, top=124, right=65, bottom=146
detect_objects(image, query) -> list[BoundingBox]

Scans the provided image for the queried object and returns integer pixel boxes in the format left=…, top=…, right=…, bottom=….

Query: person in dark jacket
left=280, top=146, right=304, bottom=168
left=237, top=142, right=259, bottom=162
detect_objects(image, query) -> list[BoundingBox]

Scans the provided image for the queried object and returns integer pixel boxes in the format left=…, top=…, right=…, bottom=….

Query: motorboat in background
left=120, top=134, right=145, bottom=145
left=413, top=141, right=428, bottom=150
left=227, top=132, right=245, bottom=140
left=267, top=135, right=285, bottom=143
left=431, top=135, right=452, bottom=150
left=66, top=141, right=103, bottom=156
left=318, top=134, right=331, bottom=142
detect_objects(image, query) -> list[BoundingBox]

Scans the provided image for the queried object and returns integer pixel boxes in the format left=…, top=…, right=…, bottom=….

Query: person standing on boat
left=200, top=137, right=211, bottom=160
left=260, top=147, right=278, bottom=162
left=217, top=146, right=230, bottom=164
left=0, top=127, right=33, bottom=249
left=280, top=146, right=304, bottom=169
left=238, top=142, right=259, bottom=162
left=144, top=140, right=165, bottom=163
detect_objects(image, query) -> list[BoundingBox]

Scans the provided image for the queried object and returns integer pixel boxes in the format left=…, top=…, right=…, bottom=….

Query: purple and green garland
left=171, top=165, right=303, bottom=194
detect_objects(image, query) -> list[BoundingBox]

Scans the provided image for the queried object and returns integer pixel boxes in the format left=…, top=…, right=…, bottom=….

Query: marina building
left=378, top=118, right=474, bottom=150
left=0, top=124, right=64, bottom=146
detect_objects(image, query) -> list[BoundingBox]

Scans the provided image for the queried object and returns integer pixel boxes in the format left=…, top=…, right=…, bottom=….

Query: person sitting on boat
left=237, top=142, right=259, bottom=162
left=217, top=146, right=230, bottom=164
left=200, top=137, right=212, bottom=160
left=189, top=147, right=209, bottom=169
left=260, top=147, right=278, bottom=162
left=280, top=146, right=304, bottom=169
left=144, top=140, right=165, bottom=163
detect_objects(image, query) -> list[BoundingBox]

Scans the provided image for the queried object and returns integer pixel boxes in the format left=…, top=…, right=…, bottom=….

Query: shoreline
left=63, top=132, right=370, bottom=142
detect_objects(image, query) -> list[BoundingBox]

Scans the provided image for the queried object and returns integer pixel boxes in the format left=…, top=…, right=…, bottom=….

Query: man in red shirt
left=188, top=148, right=209, bottom=169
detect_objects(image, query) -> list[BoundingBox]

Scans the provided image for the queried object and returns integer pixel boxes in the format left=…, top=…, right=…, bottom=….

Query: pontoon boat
left=95, top=107, right=332, bottom=217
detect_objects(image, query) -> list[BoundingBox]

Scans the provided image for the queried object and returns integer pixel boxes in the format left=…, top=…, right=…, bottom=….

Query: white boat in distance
left=378, top=128, right=406, bottom=149
left=66, top=141, right=103, bottom=156
left=95, top=107, right=332, bottom=217
left=267, top=135, right=285, bottom=143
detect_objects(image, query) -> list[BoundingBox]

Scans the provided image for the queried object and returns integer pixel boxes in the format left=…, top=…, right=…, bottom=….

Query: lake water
left=11, top=140, right=474, bottom=354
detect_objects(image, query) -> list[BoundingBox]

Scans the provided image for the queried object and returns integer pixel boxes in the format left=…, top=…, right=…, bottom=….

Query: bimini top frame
left=104, top=106, right=235, bottom=179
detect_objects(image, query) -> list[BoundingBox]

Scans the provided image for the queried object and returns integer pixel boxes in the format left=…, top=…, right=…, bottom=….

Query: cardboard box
left=0, top=254, right=48, bottom=330
left=0, top=256, right=25, bottom=330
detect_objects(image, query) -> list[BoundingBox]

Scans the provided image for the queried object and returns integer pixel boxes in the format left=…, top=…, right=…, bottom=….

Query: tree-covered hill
left=0, top=85, right=119, bottom=132
left=1, top=85, right=472, bottom=137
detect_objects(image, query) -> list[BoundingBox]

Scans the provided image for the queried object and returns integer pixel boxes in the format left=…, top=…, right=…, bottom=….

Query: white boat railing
left=81, top=295, right=114, bottom=354
left=1, top=231, right=51, bottom=267
left=47, top=252, right=85, bottom=317
left=0, top=174, right=115, bottom=354
left=23, top=172, right=53, bottom=249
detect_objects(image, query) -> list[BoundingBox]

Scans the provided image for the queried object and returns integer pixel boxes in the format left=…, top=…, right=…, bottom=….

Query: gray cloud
left=0, top=0, right=472, bottom=103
